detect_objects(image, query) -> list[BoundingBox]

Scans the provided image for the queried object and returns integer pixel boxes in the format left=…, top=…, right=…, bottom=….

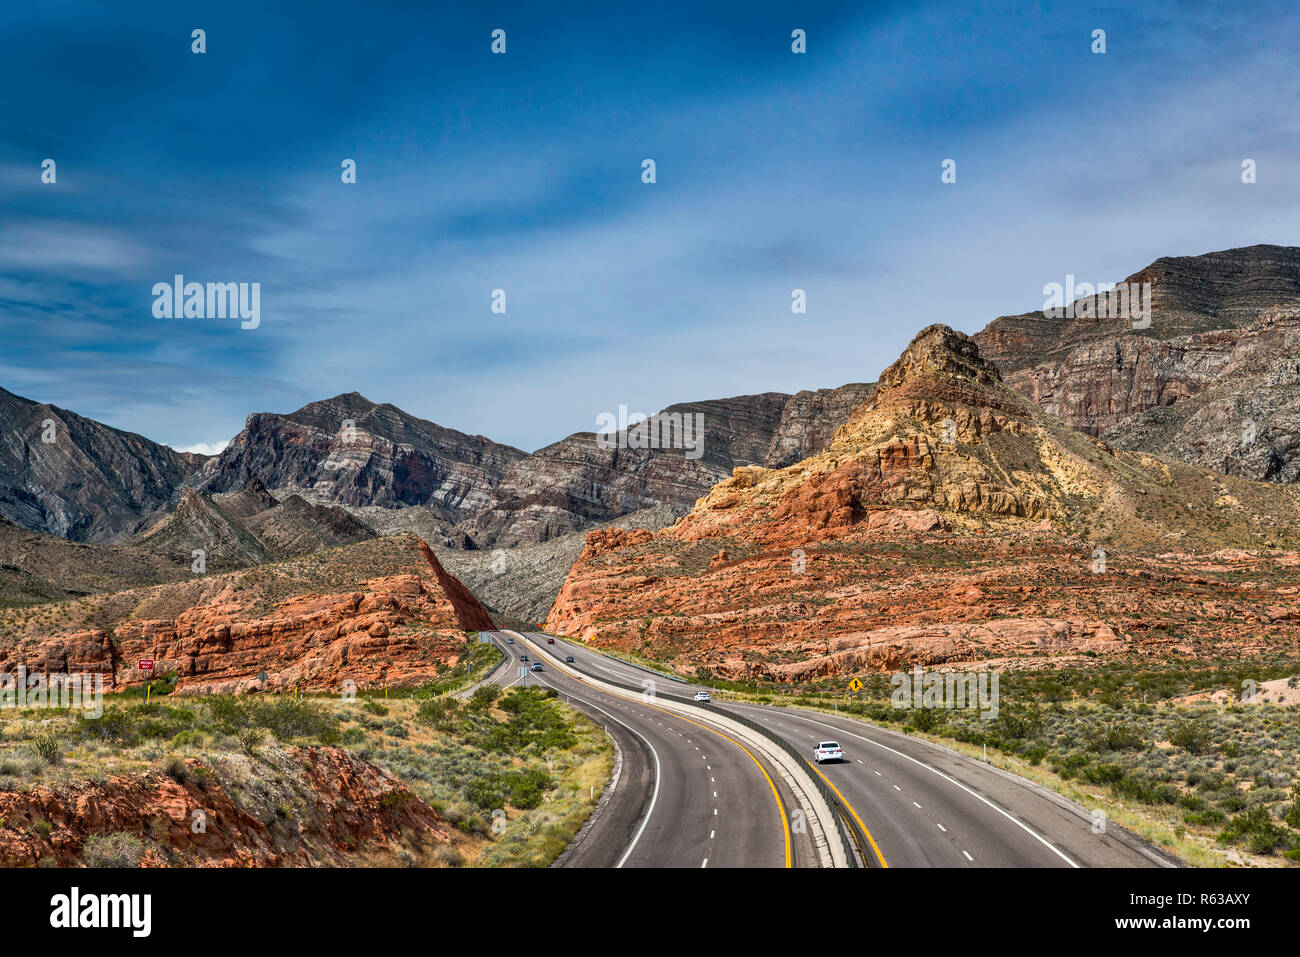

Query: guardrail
left=704, top=701, right=867, bottom=869
left=528, top=635, right=870, bottom=868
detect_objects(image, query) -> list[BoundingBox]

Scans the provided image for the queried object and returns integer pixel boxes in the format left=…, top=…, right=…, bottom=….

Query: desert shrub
left=1081, top=763, right=1124, bottom=785
left=1218, top=806, right=1290, bottom=855
left=1050, top=752, right=1091, bottom=780
left=503, top=767, right=554, bottom=810
left=468, top=685, right=501, bottom=712
left=416, top=697, right=461, bottom=731
left=81, top=833, right=145, bottom=868
left=990, top=703, right=1042, bottom=742
left=1285, top=783, right=1300, bottom=830
left=163, top=755, right=188, bottom=784
left=909, top=707, right=944, bottom=733
left=434, top=844, right=465, bottom=867
left=1084, top=722, right=1145, bottom=752
left=465, top=776, right=505, bottom=811
left=249, top=699, right=340, bottom=743
left=237, top=727, right=264, bottom=753
left=1022, top=745, right=1048, bottom=765
left=32, top=733, right=61, bottom=765
left=1169, top=719, right=1209, bottom=754
left=1112, top=775, right=1178, bottom=805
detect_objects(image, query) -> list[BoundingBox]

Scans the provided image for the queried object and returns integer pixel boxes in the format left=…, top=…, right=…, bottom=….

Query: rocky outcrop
left=0, top=387, right=205, bottom=543
left=1098, top=306, right=1300, bottom=482
left=129, top=482, right=375, bottom=572
left=460, top=393, right=792, bottom=547
left=974, top=244, right=1300, bottom=481
left=763, top=383, right=876, bottom=468
left=546, top=325, right=1300, bottom=680
left=0, top=536, right=495, bottom=694
left=0, top=746, right=453, bottom=867
left=435, top=503, right=690, bottom=626
left=196, top=392, right=529, bottom=521
left=243, top=494, right=374, bottom=558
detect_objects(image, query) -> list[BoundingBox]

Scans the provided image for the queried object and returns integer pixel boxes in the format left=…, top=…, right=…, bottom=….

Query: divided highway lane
left=477, top=632, right=815, bottom=868
left=527, top=633, right=1179, bottom=869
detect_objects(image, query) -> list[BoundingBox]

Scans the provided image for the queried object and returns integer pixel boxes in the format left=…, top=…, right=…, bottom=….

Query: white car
left=693, top=691, right=711, bottom=702
left=814, top=741, right=845, bottom=764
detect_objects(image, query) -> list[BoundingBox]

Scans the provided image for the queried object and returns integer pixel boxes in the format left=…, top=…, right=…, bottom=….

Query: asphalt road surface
left=479, top=632, right=819, bottom=868
left=521, top=632, right=1181, bottom=869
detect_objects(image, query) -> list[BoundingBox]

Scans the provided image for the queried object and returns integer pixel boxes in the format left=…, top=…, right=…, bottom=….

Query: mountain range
left=3, top=243, right=1300, bottom=631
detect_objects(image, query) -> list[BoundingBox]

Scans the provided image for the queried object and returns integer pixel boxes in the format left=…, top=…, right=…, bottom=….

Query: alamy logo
left=1042, top=274, right=1151, bottom=329
left=1, top=667, right=103, bottom=718
left=152, top=274, right=260, bottom=329
left=595, top=405, right=705, bottom=460
left=891, top=665, right=1000, bottom=719
left=50, top=887, right=151, bottom=937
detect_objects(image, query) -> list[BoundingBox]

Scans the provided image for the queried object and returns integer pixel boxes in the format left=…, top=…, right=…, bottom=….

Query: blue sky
left=2, top=0, right=1298, bottom=453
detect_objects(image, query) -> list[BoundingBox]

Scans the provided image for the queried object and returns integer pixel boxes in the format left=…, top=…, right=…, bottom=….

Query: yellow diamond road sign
left=847, top=678, right=862, bottom=692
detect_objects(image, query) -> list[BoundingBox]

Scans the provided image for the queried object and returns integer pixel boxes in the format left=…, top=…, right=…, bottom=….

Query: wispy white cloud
left=167, top=440, right=229, bottom=456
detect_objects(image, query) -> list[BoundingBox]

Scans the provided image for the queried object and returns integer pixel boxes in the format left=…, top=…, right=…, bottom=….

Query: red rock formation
left=546, top=326, right=1300, bottom=682
left=3, top=538, right=496, bottom=694
left=0, top=747, right=453, bottom=867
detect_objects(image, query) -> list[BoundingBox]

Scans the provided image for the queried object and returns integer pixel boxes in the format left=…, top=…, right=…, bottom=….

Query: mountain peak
left=877, top=324, right=1002, bottom=394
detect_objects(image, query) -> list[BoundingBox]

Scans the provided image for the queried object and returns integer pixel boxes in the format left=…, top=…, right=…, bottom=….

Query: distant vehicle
left=814, top=741, right=845, bottom=764
left=693, top=691, right=711, bottom=702
left=506, top=637, right=514, bottom=644
left=520, top=655, right=528, bottom=662
left=565, top=656, right=575, bottom=663
left=531, top=662, right=544, bottom=672
left=547, top=637, right=555, bottom=644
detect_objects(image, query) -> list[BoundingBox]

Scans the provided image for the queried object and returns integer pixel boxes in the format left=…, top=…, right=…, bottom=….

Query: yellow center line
left=513, top=634, right=792, bottom=868
left=806, top=760, right=888, bottom=868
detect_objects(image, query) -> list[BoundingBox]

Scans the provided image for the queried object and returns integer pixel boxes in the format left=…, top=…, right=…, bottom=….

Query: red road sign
left=138, top=659, right=154, bottom=671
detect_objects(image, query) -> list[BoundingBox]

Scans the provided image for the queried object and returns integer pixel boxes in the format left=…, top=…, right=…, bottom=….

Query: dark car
left=547, top=637, right=555, bottom=644
left=506, top=637, right=514, bottom=644
left=531, top=662, right=544, bottom=672
left=565, top=656, right=575, bottom=663
left=520, top=655, right=529, bottom=662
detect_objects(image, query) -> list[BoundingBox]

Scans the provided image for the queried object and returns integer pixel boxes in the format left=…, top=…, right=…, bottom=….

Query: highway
left=521, top=631, right=1182, bottom=869
left=478, top=632, right=820, bottom=868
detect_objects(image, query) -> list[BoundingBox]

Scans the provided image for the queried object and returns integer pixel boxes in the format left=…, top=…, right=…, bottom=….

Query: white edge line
left=754, top=709, right=1081, bottom=868
left=502, top=632, right=662, bottom=870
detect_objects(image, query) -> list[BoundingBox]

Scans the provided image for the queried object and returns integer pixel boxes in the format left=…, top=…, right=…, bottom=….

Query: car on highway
left=531, top=662, right=544, bottom=671
left=547, top=637, right=555, bottom=644
left=693, top=691, right=711, bottom=702
left=565, top=656, right=575, bottom=663
left=506, top=637, right=514, bottom=643
left=520, top=655, right=528, bottom=662
left=814, top=741, right=845, bottom=764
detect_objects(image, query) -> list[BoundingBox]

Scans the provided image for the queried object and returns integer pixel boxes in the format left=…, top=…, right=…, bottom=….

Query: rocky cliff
left=0, top=746, right=453, bottom=867
left=0, top=387, right=205, bottom=543
left=0, top=534, right=495, bottom=694
left=462, top=386, right=874, bottom=546
left=546, top=325, right=1300, bottom=681
left=974, top=244, right=1300, bottom=482
left=196, top=392, right=529, bottom=522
